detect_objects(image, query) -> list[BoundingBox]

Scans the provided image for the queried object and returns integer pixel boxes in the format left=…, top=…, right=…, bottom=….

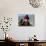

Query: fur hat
left=24, top=15, right=29, bottom=20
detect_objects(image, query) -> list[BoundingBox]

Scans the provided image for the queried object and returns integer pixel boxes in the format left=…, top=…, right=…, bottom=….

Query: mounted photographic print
left=18, top=14, right=35, bottom=26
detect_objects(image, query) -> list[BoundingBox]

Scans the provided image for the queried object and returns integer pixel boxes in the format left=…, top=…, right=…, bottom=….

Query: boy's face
left=24, top=19, right=28, bottom=22
left=23, top=19, right=29, bottom=22
left=23, top=19, right=29, bottom=25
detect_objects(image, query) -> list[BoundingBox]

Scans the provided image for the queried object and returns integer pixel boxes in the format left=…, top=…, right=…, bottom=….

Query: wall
left=44, top=16, right=46, bottom=40
left=0, top=0, right=46, bottom=40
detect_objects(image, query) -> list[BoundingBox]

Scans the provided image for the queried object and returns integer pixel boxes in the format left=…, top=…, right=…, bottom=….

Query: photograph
left=18, top=14, right=35, bottom=26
